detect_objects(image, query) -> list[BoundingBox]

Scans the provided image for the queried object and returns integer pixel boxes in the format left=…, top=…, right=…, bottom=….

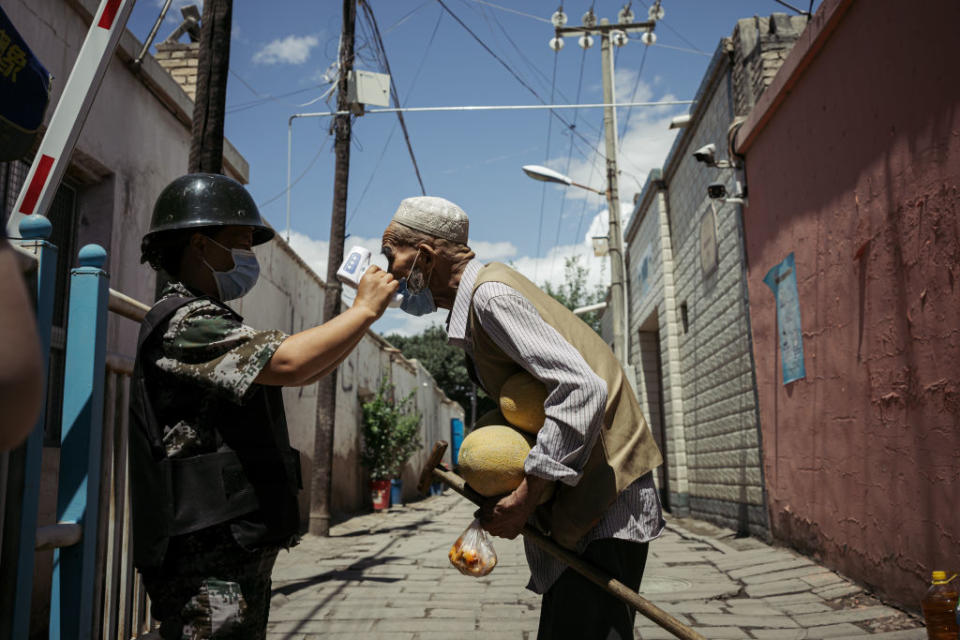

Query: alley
left=267, top=493, right=925, bottom=640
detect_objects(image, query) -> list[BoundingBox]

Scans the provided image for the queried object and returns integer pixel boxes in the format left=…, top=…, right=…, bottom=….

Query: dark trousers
left=537, top=539, right=649, bottom=640
left=141, top=525, right=279, bottom=640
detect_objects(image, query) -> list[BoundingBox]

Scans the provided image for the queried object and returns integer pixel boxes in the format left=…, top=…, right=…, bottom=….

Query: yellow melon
left=498, top=371, right=547, bottom=434
left=457, top=425, right=533, bottom=497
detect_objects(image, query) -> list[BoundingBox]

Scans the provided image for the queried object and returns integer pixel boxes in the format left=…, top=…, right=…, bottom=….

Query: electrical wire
left=436, top=0, right=608, bottom=162
left=618, top=42, right=650, bottom=140
left=257, top=136, right=329, bottom=209
left=649, top=42, right=711, bottom=57
left=534, top=49, right=560, bottom=282
left=360, top=0, right=427, bottom=195
left=226, top=75, right=332, bottom=114
left=464, top=0, right=551, bottom=23
left=346, top=7, right=444, bottom=231
left=547, top=45, right=588, bottom=280
left=633, top=0, right=707, bottom=54
left=772, top=0, right=810, bottom=15
left=230, top=4, right=429, bottom=117
left=472, top=1, right=604, bottom=141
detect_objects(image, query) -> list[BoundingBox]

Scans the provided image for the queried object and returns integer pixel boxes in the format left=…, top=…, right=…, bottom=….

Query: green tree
left=383, top=324, right=495, bottom=423
left=542, top=255, right=607, bottom=335
left=360, top=378, right=422, bottom=481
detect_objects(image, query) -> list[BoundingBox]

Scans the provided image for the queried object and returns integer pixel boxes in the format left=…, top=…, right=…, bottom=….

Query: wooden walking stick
left=418, top=441, right=706, bottom=640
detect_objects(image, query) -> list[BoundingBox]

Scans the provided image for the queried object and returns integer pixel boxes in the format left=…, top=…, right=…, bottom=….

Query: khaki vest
left=468, top=262, right=662, bottom=548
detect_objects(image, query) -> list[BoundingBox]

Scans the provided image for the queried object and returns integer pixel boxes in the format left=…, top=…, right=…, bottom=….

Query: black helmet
left=144, top=173, right=274, bottom=246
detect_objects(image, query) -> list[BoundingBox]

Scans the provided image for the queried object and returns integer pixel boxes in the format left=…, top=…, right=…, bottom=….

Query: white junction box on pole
left=347, top=70, right=390, bottom=107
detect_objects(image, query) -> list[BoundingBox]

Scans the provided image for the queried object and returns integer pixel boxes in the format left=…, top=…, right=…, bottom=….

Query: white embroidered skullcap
left=391, top=196, right=469, bottom=244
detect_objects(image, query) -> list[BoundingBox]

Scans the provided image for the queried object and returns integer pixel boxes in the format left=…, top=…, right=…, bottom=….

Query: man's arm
left=255, top=266, right=397, bottom=386
left=473, top=286, right=608, bottom=538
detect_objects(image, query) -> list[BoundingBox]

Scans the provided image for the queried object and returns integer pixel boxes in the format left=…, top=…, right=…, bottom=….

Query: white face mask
left=202, top=237, right=260, bottom=301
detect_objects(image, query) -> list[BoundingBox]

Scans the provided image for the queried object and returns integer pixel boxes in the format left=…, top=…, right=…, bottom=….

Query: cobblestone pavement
left=268, top=492, right=925, bottom=639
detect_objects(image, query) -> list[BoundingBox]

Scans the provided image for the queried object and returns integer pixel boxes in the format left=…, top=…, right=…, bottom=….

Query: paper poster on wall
left=763, top=252, right=806, bottom=384
left=637, top=243, right=653, bottom=299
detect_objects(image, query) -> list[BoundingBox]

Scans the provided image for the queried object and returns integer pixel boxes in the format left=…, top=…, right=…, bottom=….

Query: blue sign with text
left=763, top=252, right=806, bottom=385
left=0, top=6, right=51, bottom=161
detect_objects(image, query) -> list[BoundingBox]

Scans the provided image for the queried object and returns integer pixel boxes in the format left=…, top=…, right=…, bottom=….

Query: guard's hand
left=354, top=265, right=398, bottom=317
left=476, top=476, right=548, bottom=539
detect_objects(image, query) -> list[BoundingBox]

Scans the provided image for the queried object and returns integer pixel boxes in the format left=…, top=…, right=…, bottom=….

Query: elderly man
left=382, top=196, right=664, bottom=640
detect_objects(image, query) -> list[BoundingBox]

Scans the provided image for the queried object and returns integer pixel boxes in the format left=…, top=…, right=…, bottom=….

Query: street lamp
left=521, top=165, right=606, bottom=195
left=520, top=164, right=629, bottom=365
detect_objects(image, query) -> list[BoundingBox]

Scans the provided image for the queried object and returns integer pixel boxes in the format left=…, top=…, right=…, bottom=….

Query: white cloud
left=471, top=241, right=517, bottom=261
left=253, top=34, right=319, bottom=65
left=286, top=231, right=385, bottom=281
left=553, top=77, right=683, bottom=204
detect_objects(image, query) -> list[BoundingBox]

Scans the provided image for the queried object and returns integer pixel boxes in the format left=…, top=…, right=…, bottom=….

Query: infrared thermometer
left=336, top=246, right=403, bottom=308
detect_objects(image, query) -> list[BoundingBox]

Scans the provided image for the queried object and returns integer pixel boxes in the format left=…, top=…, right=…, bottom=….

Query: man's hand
left=477, top=475, right=551, bottom=539
left=353, top=265, right=398, bottom=317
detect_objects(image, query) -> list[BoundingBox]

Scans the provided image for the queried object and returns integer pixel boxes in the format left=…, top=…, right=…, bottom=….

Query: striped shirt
left=447, top=259, right=664, bottom=594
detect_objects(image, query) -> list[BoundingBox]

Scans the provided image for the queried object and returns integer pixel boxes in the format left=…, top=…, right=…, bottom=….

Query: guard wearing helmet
left=132, top=173, right=398, bottom=639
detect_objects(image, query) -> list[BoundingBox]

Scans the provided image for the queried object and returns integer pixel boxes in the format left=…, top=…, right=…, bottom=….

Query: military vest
left=129, top=296, right=301, bottom=569
left=468, top=262, right=662, bottom=549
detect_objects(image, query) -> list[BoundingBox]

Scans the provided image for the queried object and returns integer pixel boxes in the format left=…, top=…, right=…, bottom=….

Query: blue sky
left=125, top=0, right=817, bottom=335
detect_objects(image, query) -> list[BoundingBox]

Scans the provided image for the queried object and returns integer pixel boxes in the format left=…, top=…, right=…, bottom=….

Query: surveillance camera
left=693, top=143, right=716, bottom=164
left=707, top=182, right=727, bottom=199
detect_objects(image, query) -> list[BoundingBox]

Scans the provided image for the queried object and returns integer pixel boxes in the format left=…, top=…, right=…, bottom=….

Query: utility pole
left=599, top=24, right=628, bottom=364
left=310, top=0, right=356, bottom=536
left=552, top=6, right=657, bottom=364
left=189, top=0, right=232, bottom=173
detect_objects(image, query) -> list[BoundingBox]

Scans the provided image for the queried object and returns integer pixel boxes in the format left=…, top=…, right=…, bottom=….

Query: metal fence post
left=0, top=216, right=58, bottom=640
left=49, top=244, right=109, bottom=640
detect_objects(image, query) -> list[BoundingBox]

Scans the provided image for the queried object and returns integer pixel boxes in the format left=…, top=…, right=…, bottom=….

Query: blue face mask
left=399, top=250, right=437, bottom=316
left=204, top=238, right=260, bottom=301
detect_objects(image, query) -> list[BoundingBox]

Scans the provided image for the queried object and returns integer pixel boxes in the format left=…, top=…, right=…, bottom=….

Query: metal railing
left=2, top=215, right=156, bottom=640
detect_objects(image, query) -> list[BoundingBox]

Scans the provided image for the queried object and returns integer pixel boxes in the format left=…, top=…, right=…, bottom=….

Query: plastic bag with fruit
left=448, top=518, right=497, bottom=577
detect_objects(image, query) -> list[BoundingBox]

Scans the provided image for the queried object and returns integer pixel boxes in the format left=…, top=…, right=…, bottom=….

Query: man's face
left=197, top=225, right=254, bottom=272
left=381, top=224, right=421, bottom=282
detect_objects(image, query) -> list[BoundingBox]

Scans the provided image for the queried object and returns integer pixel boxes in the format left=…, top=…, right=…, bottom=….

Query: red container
left=370, top=479, right=391, bottom=510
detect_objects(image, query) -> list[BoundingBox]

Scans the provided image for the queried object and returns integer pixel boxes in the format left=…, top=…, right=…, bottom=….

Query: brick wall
left=623, top=13, right=807, bottom=536
left=732, top=14, right=808, bottom=116
left=153, top=42, right=199, bottom=100
left=665, top=58, right=768, bottom=536
left=627, top=173, right=689, bottom=510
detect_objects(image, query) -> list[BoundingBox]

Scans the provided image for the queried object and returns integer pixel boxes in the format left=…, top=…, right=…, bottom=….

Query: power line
left=476, top=2, right=604, bottom=141
left=435, top=0, right=607, bottom=161
left=772, top=0, right=811, bottom=15
left=633, top=0, right=707, bottom=54
left=259, top=135, right=329, bottom=210
left=464, top=0, right=551, bottom=23
left=649, top=41, right=711, bottom=56
left=226, top=75, right=332, bottom=114
left=534, top=49, right=560, bottom=282
left=548, top=45, right=588, bottom=279
left=618, top=42, right=650, bottom=140
left=360, top=0, right=427, bottom=195
left=347, top=8, right=444, bottom=231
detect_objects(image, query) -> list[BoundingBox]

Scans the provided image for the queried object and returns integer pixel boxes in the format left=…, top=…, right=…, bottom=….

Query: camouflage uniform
left=139, top=281, right=292, bottom=640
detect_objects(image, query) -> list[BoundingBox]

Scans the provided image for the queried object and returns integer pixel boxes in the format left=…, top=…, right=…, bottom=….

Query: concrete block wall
left=626, top=175, right=687, bottom=509
left=731, top=14, right=808, bottom=116
left=665, top=54, right=767, bottom=537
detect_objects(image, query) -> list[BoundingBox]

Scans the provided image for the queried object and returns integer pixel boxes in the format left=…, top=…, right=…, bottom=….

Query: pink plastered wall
left=737, top=0, right=960, bottom=608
